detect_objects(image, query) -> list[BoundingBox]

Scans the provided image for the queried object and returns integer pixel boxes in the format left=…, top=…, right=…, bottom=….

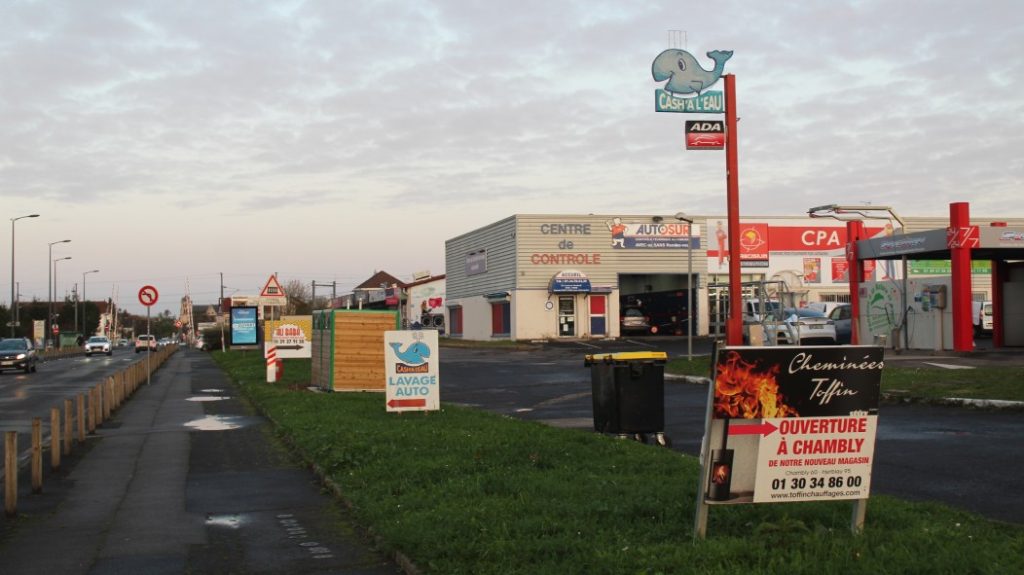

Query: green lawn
left=214, top=351, right=1022, bottom=575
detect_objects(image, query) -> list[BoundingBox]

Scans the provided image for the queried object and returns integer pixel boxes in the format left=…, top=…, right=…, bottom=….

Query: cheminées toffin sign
left=384, top=330, right=439, bottom=413
left=263, top=316, right=312, bottom=359
left=695, top=346, right=883, bottom=537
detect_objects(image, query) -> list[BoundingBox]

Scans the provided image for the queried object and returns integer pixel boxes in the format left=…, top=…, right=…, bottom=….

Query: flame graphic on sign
left=714, top=351, right=799, bottom=419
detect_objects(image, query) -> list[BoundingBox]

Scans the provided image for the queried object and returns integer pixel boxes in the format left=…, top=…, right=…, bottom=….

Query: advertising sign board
left=695, top=345, right=883, bottom=537
left=230, top=306, right=259, bottom=347
left=384, top=330, right=439, bottom=412
left=263, top=316, right=313, bottom=358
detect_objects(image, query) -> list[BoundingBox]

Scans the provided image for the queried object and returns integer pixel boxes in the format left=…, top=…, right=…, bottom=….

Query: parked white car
left=764, top=308, right=837, bottom=345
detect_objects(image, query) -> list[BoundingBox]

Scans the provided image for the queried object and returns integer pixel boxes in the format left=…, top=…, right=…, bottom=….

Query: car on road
left=135, top=334, right=157, bottom=353
left=84, top=335, right=113, bottom=356
left=117, top=338, right=129, bottom=347
left=829, top=303, right=853, bottom=344
left=0, top=337, right=39, bottom=374
left=765, top=307, right=837, bottom=345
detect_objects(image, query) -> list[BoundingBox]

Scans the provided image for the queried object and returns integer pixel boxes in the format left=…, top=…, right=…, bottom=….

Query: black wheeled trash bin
left=584, top=351, right=670, bottom=446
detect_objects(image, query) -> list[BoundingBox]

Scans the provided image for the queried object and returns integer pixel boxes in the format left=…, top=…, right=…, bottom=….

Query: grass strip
left=215, top=351, right=1022, bottom=575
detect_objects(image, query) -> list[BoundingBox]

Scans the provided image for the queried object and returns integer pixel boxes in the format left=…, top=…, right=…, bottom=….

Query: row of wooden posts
left=3, top=344, right=178, bottom=517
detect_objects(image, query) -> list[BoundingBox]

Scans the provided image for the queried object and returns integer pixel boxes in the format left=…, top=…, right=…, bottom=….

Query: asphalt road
left=439, top=338, right=1023, bottom=525
left=0, top=346, right=150, bottom=465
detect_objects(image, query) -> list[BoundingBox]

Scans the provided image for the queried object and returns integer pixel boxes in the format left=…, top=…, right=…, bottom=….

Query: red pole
left=949, top=202, right=973, bottom=351
left=846, top=221, right=865, bottom=345
left=724, top=74, right=743, bottom=345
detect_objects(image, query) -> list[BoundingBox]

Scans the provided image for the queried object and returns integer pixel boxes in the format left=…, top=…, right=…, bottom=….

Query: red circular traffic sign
left=138, top=285, right=159, bottom=307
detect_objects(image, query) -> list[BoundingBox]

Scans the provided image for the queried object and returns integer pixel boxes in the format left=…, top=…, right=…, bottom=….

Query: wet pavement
left=0, top=350, right=402, bottom=575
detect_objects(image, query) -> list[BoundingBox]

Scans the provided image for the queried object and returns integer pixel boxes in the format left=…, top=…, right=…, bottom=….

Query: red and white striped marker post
left=265, top=345, right=278, bottom=383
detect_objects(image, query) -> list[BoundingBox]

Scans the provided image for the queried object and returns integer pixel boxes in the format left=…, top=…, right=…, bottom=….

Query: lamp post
left=52, top=255, right=72, bottom=347
left=81, top=269, right=99, bottom=337
left=47, top=239, right=71, bottom=347
left=9, top=214, right=39, bottom=337
left=675, top=212, right=695, bottom=360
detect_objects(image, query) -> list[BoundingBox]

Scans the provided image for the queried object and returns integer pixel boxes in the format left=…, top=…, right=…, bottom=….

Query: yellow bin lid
left=584, top=351, right=667, bottom=365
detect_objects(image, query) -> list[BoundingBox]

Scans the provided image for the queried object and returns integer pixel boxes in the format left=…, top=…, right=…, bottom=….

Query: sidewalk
left=0, top=350, right=402, bottom=575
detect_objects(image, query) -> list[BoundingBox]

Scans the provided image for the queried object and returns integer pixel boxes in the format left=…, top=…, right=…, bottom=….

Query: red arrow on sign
left=727, top=421, right=778, bottom=437
left=388, top=398, right=426, bottom=409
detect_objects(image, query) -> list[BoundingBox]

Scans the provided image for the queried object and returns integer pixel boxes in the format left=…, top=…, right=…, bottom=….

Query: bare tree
left=282, top=279, right=311, bottom=315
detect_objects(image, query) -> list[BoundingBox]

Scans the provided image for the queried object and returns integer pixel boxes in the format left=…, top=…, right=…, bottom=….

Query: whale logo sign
left=389, top=341, right=431, bottom=367
left=652, top=48, right=732, bottom=113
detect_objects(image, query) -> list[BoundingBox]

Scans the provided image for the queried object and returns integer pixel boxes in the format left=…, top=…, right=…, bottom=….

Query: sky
left=3, top=0, right=1022, bottom=315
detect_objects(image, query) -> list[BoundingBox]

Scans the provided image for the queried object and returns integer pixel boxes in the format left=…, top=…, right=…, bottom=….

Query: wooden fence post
left=77, top=394, right=86, bottom=444
left=5, top=431, right=17, bottom=516
left=50, top=407, right=60, bottom=471
left=32, top=418, right=42, bottom=493
left=63, top=399, right=73, bottom=456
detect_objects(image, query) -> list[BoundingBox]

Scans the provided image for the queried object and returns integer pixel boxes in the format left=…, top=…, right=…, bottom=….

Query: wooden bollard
left=97, top=384, right=105, bottom=426
left=50, top=407, right=60, bottom=471
left=5, top=431, right=17, bottom=516
left=63, top=399, right=73, bottom=456
left=77, top=394, right=86, bottom=444
left=103, top=379, right=111, bottom=421
left=32, top=418, right=42, bottom=493
left=88, top=387, right=96, bottom=432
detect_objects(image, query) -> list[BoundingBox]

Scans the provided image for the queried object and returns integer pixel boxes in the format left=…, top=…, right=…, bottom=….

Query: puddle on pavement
left=184, top=414, right=254, bottom=431
left=206, top=513, right=245, bottom=529
left=200, top=388, right=225, bottom=393
left=186, top=396, right=231, bottom=402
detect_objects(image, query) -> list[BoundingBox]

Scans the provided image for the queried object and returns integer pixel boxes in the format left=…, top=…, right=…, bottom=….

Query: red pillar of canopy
left=949, top=202, right=974, bottom=352
left=846, top=220, right=866, bottom=345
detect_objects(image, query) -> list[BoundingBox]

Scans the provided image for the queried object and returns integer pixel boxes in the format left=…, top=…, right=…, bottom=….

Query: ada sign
left=384, top=330, right=439, bottom=412
left=685, top=120, right=725, bottom=150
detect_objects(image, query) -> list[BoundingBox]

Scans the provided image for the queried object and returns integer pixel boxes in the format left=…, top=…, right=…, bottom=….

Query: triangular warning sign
left=260, top=274, right=286, bottom=298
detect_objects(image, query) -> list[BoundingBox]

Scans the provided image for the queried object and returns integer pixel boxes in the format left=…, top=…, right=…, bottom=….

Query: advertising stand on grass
left=694, top=345, right=884, bottom=539
left=384, top=330, right=439, bottom=413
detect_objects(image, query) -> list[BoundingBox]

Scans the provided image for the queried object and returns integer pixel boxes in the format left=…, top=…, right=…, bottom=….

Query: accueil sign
left=694, top=345, right=883, bottom=539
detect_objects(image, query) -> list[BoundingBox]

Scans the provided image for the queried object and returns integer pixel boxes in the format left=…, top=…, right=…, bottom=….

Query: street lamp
left=52, top=255, right=72, bottom=347
left=47, top=239, right=71, bottom=347
left=9, top=213, right=39, bottom=336
left=674, top=212, right=695, bottom=361
left=82, top=269, right=99, bottom=337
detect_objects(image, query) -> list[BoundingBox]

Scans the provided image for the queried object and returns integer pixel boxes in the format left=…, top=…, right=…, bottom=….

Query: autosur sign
left=384, top=330, right=439, bottom=412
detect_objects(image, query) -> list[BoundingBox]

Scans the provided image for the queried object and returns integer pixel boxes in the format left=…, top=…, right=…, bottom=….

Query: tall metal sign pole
left=723, top=74, right=743, bottom=345
left=653, top=46, right=739, bottom=343
left=138, top=285, right=159, bottom=386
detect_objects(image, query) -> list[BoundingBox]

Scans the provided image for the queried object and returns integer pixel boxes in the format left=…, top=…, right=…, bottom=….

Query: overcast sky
left=3, top=0, right=1021, bottom=314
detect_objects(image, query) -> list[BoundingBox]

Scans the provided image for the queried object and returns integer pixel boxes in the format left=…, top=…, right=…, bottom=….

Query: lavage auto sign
left=384, top=330, right=439, bottom=412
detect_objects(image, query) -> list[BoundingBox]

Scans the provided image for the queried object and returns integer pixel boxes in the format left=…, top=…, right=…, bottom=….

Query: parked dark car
left=0, top=337, right=39, bottom=374
left=829, top=303, right=852, bottom=344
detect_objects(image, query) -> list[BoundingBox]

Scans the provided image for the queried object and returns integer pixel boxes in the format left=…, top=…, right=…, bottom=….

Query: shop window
left=491, top=302, right=510, bottom=336
left=449, top=307, right=463, bottom=336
